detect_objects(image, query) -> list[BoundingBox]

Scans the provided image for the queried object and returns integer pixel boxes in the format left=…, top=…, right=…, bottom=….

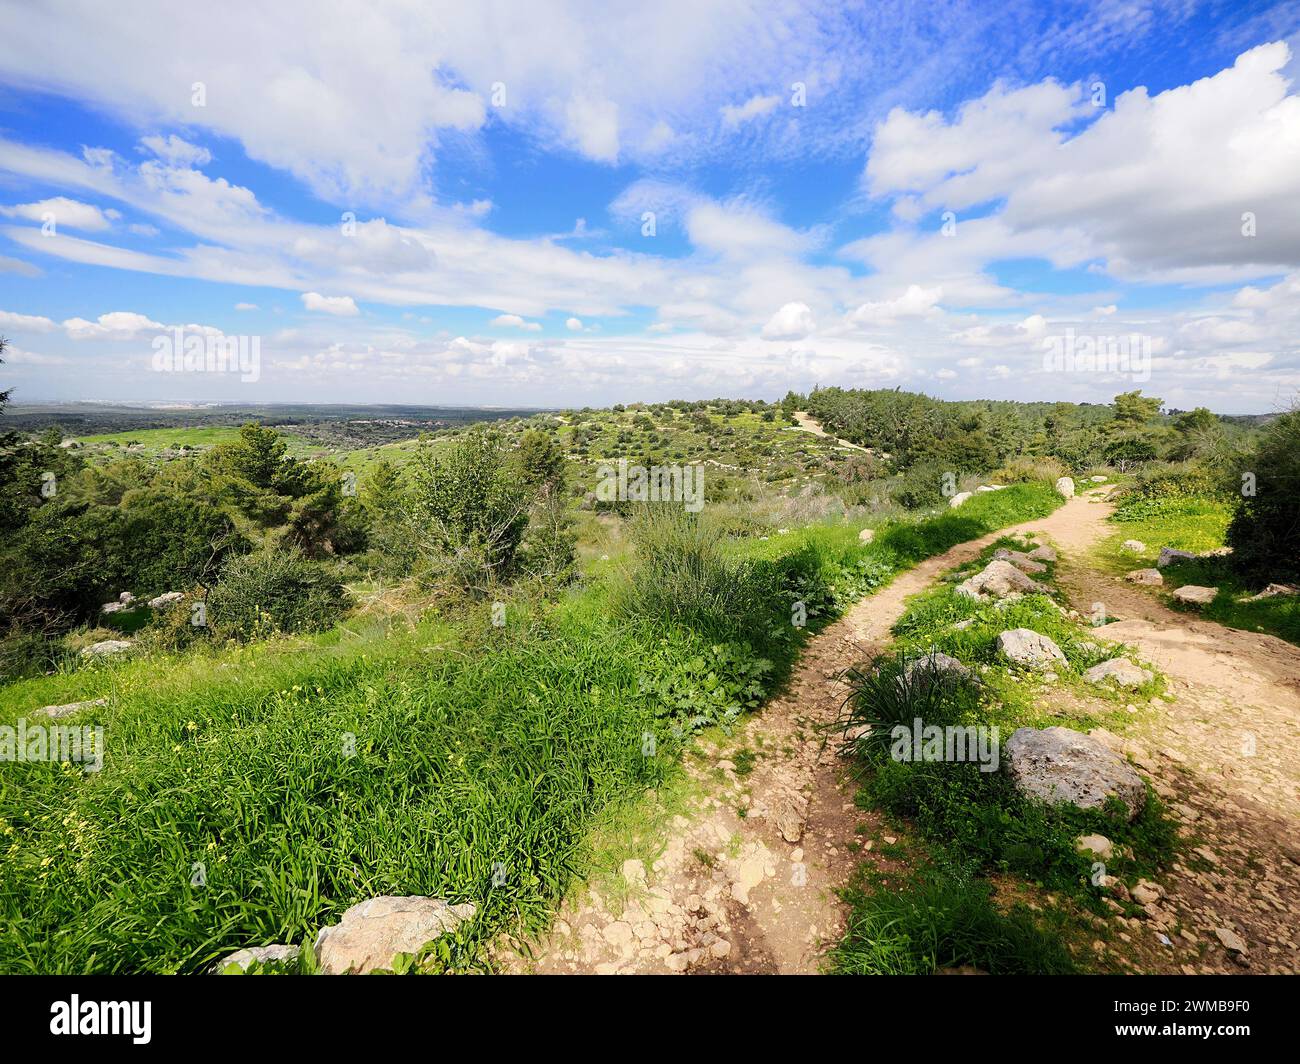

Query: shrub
left=992, top=455, right=1068, bottom=485
left=207, top=550, right=350, bottom=640
left=621, top=504, right=770, bottom=635
left=1226, top=408, right=1300, bottom=585
left=1112, top=461, right=1233, bottom=523
left=406, top=429, right=530, bottom=589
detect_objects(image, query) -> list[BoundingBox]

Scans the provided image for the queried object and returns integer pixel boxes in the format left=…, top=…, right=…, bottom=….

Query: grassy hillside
left=0, top=483, right=1060, bottom=973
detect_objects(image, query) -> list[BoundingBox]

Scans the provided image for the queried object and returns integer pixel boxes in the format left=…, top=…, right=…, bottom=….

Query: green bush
left=208, top=550, right=350, bottom=640
left=406, top=429, right=530, bottom=589
left=1226, top=408, right=1300, bottom=585
left=621, top=505, right=764, bottom=633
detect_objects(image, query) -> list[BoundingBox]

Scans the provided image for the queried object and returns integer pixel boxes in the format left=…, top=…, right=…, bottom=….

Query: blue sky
left=0, top=0, right=1298, bottom=413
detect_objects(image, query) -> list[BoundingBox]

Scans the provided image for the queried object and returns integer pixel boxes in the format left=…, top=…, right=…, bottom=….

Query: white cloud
left=565, top=95, right=620, bottom=162
left=62, top=310, right=165, bottom=339
left=0, top=310, right=58, bottom=333
left=721, top=94, right=780, bottom=128
left=301, top=292, right=359, bottom=316
left=235, top=302, right=258, bottom=311
left=566, top=317, right=583, bottom=331
left=0, top=196, right=115, bottom=231
left=762, top=302, right=815, bottom=341
left=491, top=313, right=542, bottom=331
left=848, top=285, right=943, bottom=325
left=865, top=42, right=1300, bottom=283
left=139, top=134, right=212, bottom=168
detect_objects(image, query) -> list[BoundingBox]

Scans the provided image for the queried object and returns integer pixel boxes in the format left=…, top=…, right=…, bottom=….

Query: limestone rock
left=1126, top=568, right=1163, bottom=586
left=1156, top=547, right=1195, bottom=568
left=1121, top=539, right=1146, bottom=553
left=210, top=944, right=301, bottom=973
left=993, top=549, right=1047, bottom=575
left=81, top=639, right=132, bottom=657
left=1243, top=583, right=1300, bottom=601
left=1075, top=834, right=1114, bottom=861
left=955, top=559, right=1043, bottom=601
left=1055, top=477, right=1075, bottom=498
left=1004, top=726, right=1146, bottom=820
left=148, top=591, right=185, bottom=609
left=857, top=527, right=874, bottom=543
left=40, top=698, right=107, bottom=719
left=1027, top=545, right=1057, bottom=562
left=1173, top=585, right=1217, bottom=606
left=996, top=628, right=1067, bottom=669
left=949, top=491, right=973, bottom=508
left=1083, top=658, right=1153, bottom=689
left=901, top=651, right=972, bottom=687
left=314, top=896, right=476, bottom=974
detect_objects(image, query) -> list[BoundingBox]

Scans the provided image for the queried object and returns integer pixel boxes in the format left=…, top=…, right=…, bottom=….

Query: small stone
left=39, top=698, right=107, bottom=719
left=1157, top=547, right=1196, bottom=569
left=858, top=527, right=874, bottom=543
left=1126, top=568, right=1163, bottom=586
left=1173, top=585, right=1217, bottom=606
left=81, top=639, right=133, bottom=657
left=209, top=944, right=300, bottom=974
left=1215, top=927, right=1247, bottom=954
left=1075, top=834, right=1114, bottom=861
left=1055, top=476, right=1075, bottom=498
left=1121, top=539, right=1147, bottom=553
left=1083, top=658, right=1154, bottom=688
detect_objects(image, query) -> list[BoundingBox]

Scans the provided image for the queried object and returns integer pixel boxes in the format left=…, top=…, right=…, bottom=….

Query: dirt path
left=1057, top=530, right=1300, bottom=973
left=503, top=485, right=1300, bottom=974
left=504, top=489, right=1117, bottom=974
left=789, top=411, right=871, bottom=452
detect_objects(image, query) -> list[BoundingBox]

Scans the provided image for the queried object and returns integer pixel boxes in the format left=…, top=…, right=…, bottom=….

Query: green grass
left=830, top=865, right=1078, bottom=975
left=1097, top=494, right=1300, bottom=646
left=0, top=482, right=1064, bottom=974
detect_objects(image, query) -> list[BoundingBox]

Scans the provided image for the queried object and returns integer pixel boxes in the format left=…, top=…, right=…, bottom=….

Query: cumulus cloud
left=0, top=196, right=116, bottom=231
left=848, top=285, right=943, bottom=325
left=491, top=313, right=543, bottom=331
left=762, top=302, right=816, bottom=340
left=301, top=292, right=359, bottom=316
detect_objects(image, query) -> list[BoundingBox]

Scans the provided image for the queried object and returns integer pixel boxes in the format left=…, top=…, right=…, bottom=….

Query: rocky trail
left=503, top=486, right=1300, bottom=975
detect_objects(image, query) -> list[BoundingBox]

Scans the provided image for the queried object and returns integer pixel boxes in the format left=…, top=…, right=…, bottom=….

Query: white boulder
left=1055, top=477, right=1075, bottom=498
left=1173, top=585, right=1217, bottom=606
left=1004, top=726, right=1146, bottom=820
left=996, top=628, right=1067, bottom=669
left=314, top=896, right=476, bottom=974
left=1083, top=658, right=1153, bottom=688
left=956, top=559, right=1043, bottom=601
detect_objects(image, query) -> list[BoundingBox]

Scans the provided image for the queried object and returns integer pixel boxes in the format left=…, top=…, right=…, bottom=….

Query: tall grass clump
left=831, top=867, right=1078, bottom=975
left=621, top=504, right=765, bottom=633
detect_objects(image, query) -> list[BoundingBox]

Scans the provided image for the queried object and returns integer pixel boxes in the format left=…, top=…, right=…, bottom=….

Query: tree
left=1225, top=407, right=1300, bottom=585
left=407, top=428, right=530, bottom=589
left=1170, top=407, right=1225, bottom=461
left=515, top=429, right=566, bottom=491
left=1110, top=391, right=1163, bottom=432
